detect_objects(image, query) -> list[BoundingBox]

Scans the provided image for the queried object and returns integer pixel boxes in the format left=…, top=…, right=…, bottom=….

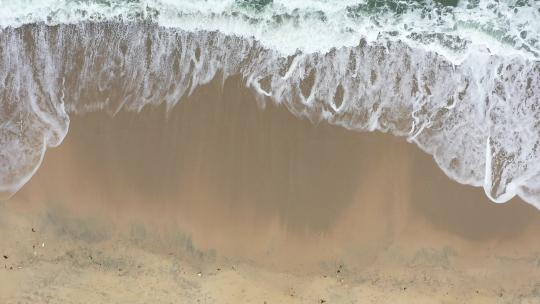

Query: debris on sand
left=336, top=264, right=344, bottom=275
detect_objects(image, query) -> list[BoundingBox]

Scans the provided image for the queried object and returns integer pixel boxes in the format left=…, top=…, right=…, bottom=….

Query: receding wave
left=0, top=2, right=539, bottom=209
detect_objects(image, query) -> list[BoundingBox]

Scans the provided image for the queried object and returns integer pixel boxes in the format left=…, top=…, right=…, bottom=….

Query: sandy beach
left=1, top=77, right=540, bottom=303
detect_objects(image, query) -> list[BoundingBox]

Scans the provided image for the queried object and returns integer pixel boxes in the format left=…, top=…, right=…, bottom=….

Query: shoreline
left=1, top=77, right=540, bottom=302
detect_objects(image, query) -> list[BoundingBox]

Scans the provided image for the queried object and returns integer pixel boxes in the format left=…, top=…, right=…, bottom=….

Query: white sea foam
left=0, top=1, right=538, bottom=60
left=0, top=1, right=539, bottom=209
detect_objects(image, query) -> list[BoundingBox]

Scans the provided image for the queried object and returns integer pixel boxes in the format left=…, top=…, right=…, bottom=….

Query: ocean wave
left=0, top=0, right=538, bottom=60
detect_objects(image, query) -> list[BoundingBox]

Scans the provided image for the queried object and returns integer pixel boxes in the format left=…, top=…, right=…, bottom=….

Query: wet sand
left=1, top=76, right=540, bottom=303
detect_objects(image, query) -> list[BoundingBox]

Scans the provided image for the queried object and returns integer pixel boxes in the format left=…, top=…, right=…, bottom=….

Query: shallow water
left=1, top=22, right=540, bottom=208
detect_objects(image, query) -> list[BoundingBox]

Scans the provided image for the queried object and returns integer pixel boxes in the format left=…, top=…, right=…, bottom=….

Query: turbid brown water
left=1, top=76, right=540, bottom=303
